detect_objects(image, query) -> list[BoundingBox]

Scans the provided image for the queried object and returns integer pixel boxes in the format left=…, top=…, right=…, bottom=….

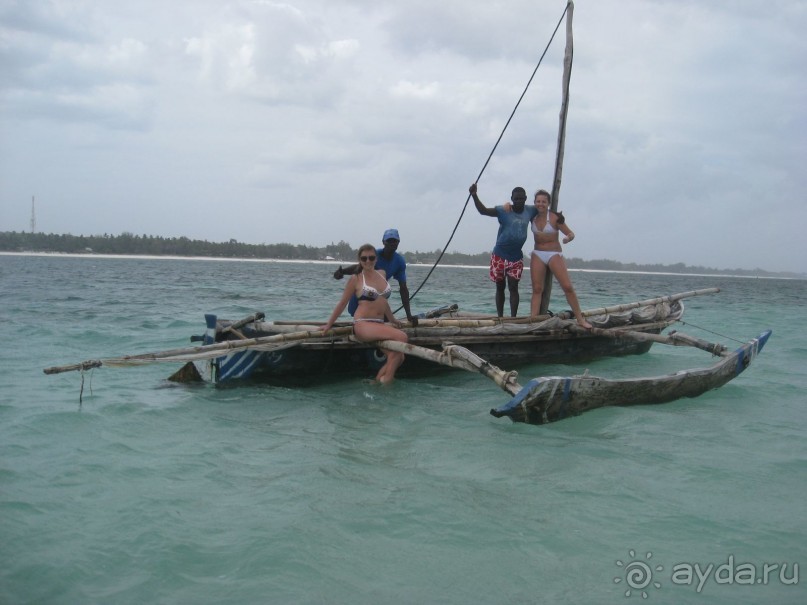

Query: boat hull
left=208, top=332, right=658, bottom=384
left=196, top=302, right=682, bottom=384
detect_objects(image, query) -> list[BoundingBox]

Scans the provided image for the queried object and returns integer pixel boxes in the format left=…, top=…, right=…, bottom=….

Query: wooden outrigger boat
left=42, top=289, right=772, bottom=425
left=40, top=288, right=692, bottom=384
left=42, top=2, right=772, bottom=424
left=189, top=290, right=697, bottom=384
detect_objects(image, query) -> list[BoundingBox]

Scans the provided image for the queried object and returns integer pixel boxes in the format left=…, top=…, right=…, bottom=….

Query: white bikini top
left=358, top=272, right=391, bottom=301
left=531, top=214, right=557, bottom=234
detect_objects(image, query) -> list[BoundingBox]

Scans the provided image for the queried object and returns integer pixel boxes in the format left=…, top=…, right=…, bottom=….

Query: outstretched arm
left=334, top=263, right=360, bottom=279
left=397, top=281, right=418, bottom=325
left=382, top=299, right=402, bottom=327
left=469, top=183, right=498, bottom=217
left=321, top=276, right=358, bottom=331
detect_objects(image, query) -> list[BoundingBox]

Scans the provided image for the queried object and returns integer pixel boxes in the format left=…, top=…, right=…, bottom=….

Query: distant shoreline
left=4, top=230, right=802, bottom=278
left=2, top=251, right=801, bottom=280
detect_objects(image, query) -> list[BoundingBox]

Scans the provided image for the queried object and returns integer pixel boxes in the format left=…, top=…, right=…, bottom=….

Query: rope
left=676, top=320, right=746, bottom=345
left=78, top=367, right=94, bottom=405
left=395, top=2, right=570, bottom=314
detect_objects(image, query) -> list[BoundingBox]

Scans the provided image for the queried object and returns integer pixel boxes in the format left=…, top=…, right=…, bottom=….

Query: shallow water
left=1, top=254, right=805, bottom=604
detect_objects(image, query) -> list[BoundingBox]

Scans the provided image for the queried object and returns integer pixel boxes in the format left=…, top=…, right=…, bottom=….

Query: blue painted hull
left=197, top=314, right=680, bottom=385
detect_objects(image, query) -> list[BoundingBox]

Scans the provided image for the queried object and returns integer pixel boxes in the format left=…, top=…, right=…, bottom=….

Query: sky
left=1, top=0, right=805, bottom=274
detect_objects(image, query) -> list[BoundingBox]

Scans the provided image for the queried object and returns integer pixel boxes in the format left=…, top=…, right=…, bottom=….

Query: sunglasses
left=360, top=255, right=376, bottom=262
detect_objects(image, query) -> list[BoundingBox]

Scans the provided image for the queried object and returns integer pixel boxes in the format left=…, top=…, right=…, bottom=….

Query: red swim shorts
left=489, top=253, right=523, bottom=283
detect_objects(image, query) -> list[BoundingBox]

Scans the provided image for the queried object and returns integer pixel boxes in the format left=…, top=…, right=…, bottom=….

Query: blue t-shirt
left=347, top=249, right=407, bottom=316
left=492, top=205, right=538, bottom=262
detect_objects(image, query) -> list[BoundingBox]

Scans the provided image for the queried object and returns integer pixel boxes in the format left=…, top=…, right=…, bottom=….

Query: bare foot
left=375, top=367, right=392, bottom=384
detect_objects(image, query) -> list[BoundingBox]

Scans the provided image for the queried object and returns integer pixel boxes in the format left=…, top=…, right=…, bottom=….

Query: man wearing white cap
left=333, top=228, right=417, bottom=325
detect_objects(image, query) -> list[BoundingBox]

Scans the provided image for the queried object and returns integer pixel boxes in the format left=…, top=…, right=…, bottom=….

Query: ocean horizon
left=2, top=250, right=801, bottom=280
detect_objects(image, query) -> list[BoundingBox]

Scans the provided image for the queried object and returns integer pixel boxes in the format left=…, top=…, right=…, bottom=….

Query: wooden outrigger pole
left=540, top=0, right=574, bottom=315
left=380, top=328, right=771, bottom=425
left=42, top=288, right=719, bottom=377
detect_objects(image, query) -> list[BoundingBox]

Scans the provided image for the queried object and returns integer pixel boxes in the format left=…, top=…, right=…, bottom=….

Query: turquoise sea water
left=1, top=253, right=805, bottom=605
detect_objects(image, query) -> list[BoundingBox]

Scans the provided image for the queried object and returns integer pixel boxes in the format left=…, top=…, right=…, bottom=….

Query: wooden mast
left=540, top=0, right=574, bottom=315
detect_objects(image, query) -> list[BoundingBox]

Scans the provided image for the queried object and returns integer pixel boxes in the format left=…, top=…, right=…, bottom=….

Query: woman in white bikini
left=529, top=189, right=592, bottom=328
left=321, top=243, right=409, bottom=383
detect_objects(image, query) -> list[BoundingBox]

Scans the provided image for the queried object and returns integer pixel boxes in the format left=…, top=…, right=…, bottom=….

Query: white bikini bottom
left=532, top=250, right=562, bottom=265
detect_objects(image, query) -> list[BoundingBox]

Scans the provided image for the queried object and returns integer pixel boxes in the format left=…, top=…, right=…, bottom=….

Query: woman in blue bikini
left=321, top=243, right=409, bottom=383
left=529, top=189, right=592, bottom=328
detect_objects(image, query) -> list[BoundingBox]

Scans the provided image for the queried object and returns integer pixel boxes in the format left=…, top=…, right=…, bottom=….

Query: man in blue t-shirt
left=470, top=183, right=537, bottom=317
left=332, top=228, right=417, bottom=324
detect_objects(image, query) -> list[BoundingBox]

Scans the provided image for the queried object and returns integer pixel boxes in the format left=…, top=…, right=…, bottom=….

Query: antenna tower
left=30, top=196, right=36, bottom=233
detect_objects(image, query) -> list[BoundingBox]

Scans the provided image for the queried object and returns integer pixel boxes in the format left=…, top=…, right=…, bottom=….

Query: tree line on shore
left=1, top=230, right=800, bottom=278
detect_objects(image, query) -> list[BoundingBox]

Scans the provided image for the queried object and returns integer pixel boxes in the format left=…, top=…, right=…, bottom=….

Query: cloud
left=185, top=23, right=258, bottom=91
left=0, top=2, right=155, bottom=130
left=1, top=0, right=805, bottom=274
